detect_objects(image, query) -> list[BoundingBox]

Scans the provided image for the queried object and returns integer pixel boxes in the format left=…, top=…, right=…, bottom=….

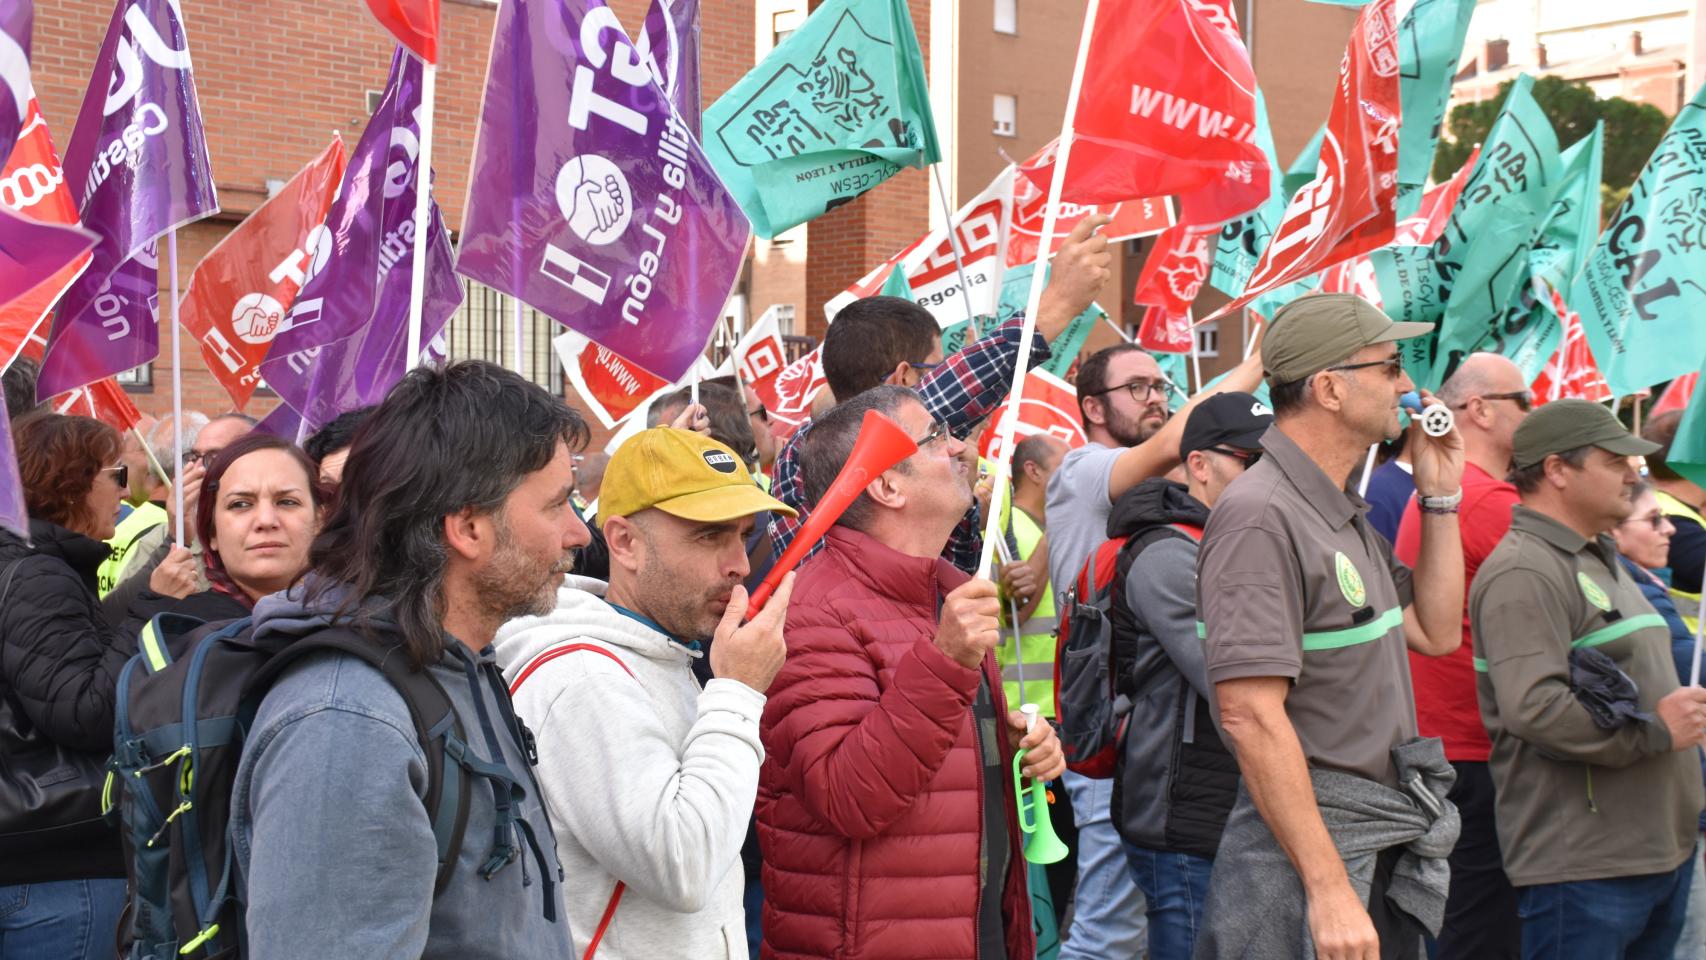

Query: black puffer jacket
left=0, top=519, right=141, bottom=881
left=1106, top=478, right=1240, bottom=860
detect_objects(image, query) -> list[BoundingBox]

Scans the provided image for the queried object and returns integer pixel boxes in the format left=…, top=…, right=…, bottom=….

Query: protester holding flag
left=1643, top=412, right=1705, bottom=633
left=768, top=215, right=1113, bottom=572
left=0, top=412, right=194, bottom=957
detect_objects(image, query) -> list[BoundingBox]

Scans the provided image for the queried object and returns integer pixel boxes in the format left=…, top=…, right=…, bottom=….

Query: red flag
left=1317, top=148, right=1475, bottom=304
left=1132, top=224, right=1213, bottom=352
left=754, top=344, right=827, bottom=439
left=179, top=139, right=346, bottom=410
left=0, top=100, right=92, bottom=371
left=1041, top=0, right=1266, bottom=228
left=557, top=331, right=673, bottom=430
left=52, top=377, right=141, bottom=432
left=367, top=0, right=438, bottom=64
left=978, top=369, right=1087, bottom=463
left=733, top=308, right=789, bottom=399
left=1652, top=373, right=1698, bottom=418
left=1212, top=0, right=1399, bottom=318
left=1009, top=139, right=1173, bottom=267
left=1531, top=287, right=1611, bottom=405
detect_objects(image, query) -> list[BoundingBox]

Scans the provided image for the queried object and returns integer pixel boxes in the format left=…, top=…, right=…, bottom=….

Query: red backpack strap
left=582, top=881, right=626, bottom=959
left=1168, top=522, right=1205, bottom=542
left=509, top=642, right=636, bottom=695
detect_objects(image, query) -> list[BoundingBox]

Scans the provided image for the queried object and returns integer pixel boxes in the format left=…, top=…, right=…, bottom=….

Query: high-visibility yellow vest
left=98, top=502, right=166, bottom=598
left=1657, top=490, right=1703, bottom=634
left=997, top=506, right=1059, bottom=718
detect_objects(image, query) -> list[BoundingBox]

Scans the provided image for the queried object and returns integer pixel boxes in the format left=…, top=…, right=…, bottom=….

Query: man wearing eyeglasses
left=1194, top=294, right=1467, bottom=960
left=1388, top=352, right=1531, bottom=958
left=1469, top=400, right=1706, bottom=959
left=1042, top=340, right=1264, bottom=960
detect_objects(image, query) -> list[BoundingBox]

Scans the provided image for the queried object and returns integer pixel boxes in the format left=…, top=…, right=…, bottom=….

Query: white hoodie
left=494, top=577, right=763, bottom=960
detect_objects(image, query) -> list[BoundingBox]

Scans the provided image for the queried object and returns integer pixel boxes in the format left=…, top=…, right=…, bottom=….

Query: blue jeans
left=0, top=878, right=127, bottom=960
left=1058, top=771, right=1147, bottom=959
left=1122, top=842, right=1214, bottom=960
left=1519, top=857, right=1694, bottom=960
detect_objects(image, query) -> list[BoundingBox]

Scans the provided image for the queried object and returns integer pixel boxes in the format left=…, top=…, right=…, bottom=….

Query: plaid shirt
left=767, top=316, right=1052, bottom=573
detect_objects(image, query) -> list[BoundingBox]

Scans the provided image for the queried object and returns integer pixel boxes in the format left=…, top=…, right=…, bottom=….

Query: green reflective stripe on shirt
left=1300, top=607, right=1404, bottom=651
left=141, top=621, right=169, bottom=672
left=1195, top=620, right=1206, bottom=639
left=1570, top=613, right=1669, bottom=651
left=1473, top=657, right=1489, bottom=673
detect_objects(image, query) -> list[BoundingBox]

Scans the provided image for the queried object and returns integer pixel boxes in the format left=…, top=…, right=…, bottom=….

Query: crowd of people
left=0, top=229, right=1701, bottom=960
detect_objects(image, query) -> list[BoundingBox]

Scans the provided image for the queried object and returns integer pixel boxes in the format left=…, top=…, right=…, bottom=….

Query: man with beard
left=495, top=427, right=797, bottom=958
left=233, top=361, right=586, bottom=958
left=1042, top=341, right=1262, bottom=959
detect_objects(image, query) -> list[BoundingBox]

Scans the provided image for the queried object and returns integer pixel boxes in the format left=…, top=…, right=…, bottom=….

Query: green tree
left=1431, top=75, right=1670, bottom=216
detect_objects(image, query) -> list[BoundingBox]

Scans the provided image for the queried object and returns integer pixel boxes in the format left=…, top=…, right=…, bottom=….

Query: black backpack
left=107, top=612, right=474, bottom=959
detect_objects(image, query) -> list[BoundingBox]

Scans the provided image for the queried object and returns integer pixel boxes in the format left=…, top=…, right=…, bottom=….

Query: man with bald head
left=1392, top=352, right=1531, bottom=958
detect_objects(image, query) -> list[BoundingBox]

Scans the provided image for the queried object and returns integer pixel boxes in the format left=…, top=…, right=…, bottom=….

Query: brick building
left=27, top=0, right=1361, bottom=434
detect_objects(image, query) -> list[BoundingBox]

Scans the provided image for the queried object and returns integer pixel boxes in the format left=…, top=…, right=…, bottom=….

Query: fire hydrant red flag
left=178, top=139, right=345, bottom=410
left=1037, top=0, right=1268, bottom=229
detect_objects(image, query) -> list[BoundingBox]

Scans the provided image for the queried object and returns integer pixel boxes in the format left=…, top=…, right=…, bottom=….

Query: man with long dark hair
left=232, top=361, right=589, bottom=958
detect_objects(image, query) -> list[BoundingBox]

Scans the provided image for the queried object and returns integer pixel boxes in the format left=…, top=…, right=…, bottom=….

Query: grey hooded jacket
left=231, top=583, right=574, bottom=960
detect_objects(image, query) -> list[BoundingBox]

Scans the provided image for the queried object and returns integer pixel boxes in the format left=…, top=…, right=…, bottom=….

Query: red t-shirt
left=1394, top=461, right=1519, bottom=762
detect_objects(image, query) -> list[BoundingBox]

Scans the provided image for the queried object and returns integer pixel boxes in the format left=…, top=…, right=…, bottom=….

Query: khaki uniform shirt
left=1470, top=505, right=1702, bottom=886
left=1197, top=427, right=1416, bottom=786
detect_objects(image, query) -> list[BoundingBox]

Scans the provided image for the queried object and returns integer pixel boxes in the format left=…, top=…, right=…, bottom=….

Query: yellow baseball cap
left=599, top=427, right=796, bottom=525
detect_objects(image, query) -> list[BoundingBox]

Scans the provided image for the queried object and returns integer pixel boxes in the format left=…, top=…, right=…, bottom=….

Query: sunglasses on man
left=1450, top=390, right=1533, bottom=413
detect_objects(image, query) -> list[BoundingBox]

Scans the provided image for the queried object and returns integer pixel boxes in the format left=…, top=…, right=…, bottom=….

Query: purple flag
left=36, top=0, right=217, bottom=399
left=0, top=0, right=33, bottom=162
left=0, top=390, right=25, bottom=539
left=638, top=0, right=700, bottom=135
left=456, top=0, right=748, bottom=382
left=257, top=48, right=461, bottom=432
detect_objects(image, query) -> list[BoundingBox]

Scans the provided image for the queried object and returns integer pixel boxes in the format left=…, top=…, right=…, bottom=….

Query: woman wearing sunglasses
left=1612, top=479, right=1692, bottom=661
left=0, top=413, right=197, bottom=959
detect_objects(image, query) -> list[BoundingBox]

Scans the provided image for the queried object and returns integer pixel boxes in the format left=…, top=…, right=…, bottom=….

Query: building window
left=1196, top=320, right=1220, bottom=358
left=994, top=0, right=1017, bottom=34
left=772, top=10, right=803, bottom=47
left=116, top=364, right=152, bottom=388
left=993, top=94, right=1017, bottom=137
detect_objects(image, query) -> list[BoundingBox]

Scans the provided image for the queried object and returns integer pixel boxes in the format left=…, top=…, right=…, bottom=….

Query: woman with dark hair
left=0, top=413, right=196, bottom=959
left=128, top=433, right=326, bottom=624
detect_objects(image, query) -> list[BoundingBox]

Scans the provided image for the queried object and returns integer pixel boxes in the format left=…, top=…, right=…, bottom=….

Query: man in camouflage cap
left=1470, top=398, right=1706, bottom=959
left=1194, top=293, right=1468, bottom=960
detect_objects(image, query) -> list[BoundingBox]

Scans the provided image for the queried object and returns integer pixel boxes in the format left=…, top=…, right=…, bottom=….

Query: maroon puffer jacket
left=757, top=526, right=1034, bottom=960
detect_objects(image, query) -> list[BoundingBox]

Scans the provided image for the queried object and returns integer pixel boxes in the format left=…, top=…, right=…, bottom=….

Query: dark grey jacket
left=1108, top=479, right=1239, bottom=858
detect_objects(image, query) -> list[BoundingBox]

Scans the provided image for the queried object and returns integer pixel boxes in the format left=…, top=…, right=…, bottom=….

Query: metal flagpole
left=930, top=164, right=978, bottom=325
left=975, top=0, right=1102, bottom=579
left=511, top=298, right=524, bottom=373
left=1356, top=442, right=1379, bottom=498
left=405, top=61, right=436, bottom=371
left=168, top=230, right=185, bottom=545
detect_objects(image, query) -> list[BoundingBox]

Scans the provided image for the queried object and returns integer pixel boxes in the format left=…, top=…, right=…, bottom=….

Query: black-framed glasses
left=1326, top=354, right=1405, bottom=378
left=1088, top=377, right=1174, bottom=402
left=1208, top=447, right=1262, bottom=467
left=1623, top=510, right=1672, bottom=532
left=910, top=419, right=950, bottom=450
left=909, top=361, right=941, bottom=374
left=184, top=449, right=213, bottom=467
left=747, top=403, right=769, bottom=423
left=103, top=464, right=129, bottom=488
left=1452, top=390, right=1533, bottom=413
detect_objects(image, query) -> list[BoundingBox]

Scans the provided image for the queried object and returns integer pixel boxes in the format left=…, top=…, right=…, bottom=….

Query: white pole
left=993, top=532, right=1027, bottom=708
left=975, top=0, right=1100, bottom=580
left=1189, top=316, right=1204, bottom=393
left=511, top=298, right=524, bottom=373
left=1102, top=315, right=1131, bottom=342
left=1356, top=442, right=1379, bottom=499
left=169, top=230, right=185, bottom=546
left=406, top=61, right=436, bottom=372
left=1690, top=609, right=1704, bottom=687
left=989, top=166, right=1015, bottom=321
left=930, top=163, right=978, bottom=325
left=131, top=426, right=169, bottom=487
left=1244, top=316, right=1262, bottom=360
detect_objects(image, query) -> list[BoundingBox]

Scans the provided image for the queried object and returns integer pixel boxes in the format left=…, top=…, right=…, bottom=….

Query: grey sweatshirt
left=494, top=577, right=763, bottom=960
left=231, top=585, right=573, bottom=960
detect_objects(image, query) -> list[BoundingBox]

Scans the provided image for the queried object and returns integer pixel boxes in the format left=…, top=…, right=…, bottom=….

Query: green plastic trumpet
left=1013, top=704, right=1068, bottom=865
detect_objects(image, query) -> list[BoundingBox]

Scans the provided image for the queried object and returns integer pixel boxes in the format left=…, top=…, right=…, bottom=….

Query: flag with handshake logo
left=457, top=0, right=750, bottom=383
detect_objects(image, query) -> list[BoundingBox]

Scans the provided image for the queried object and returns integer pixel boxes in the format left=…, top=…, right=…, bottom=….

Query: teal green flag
left=1670, top=373, right=1706, bottom=488
left=1283, top=125, right=1326, bottom=198
left=702, top=0, right=940, bottom=238
left=1156, top=352, right=1191, bottom=411
left=1396, top=0, right=1475, bottom=214
left=1373, top=75, right=1563, bottom=388
left=993, top=263, right=1102, bottom=379
left=879, top=260, right=912, bottom=299
left=1199, top=364, right=1271, bottom=410
left=1572, top=83, right=1706, bottom=396
left=1211, top=91, right=1285, bottom=299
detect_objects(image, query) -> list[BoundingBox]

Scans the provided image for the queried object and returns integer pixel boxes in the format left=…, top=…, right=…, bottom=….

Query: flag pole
left=1691, top=606, right=1704, bottom=687
left=511, top=298, right=524, bottom=373
left=406, top=59, right=436, bottom=372
left=1189, top=314, right=1203, bottom=392
left=989, top=166, right=1015, bottom=321
left=169, top=229, right=185, bottom=546
left=1102, top=315, right=1131, bottom=342
left=975, top=0, right=1100, bottom=580
left=1356, top=441, right=1379, bottom=498
left=131, top=426, right=170, bottom=487
left=930, top=164, right=978, bottom=325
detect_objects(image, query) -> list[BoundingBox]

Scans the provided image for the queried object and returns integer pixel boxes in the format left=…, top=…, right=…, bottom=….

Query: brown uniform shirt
left=1470, top=505, right=1701, bottom=886
left=1197, top=427, right=1416, bottom=786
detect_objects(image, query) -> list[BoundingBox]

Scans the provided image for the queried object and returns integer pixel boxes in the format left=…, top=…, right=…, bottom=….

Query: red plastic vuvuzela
left=745, top=410, right=918, bottom=620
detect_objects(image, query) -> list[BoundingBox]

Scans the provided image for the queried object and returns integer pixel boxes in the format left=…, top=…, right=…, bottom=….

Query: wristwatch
left=1418, top=489, right=1463, bottom=514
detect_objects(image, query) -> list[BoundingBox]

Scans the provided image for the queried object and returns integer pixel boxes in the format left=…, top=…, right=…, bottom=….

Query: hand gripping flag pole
left=975, top=0, right=1101, bottom=580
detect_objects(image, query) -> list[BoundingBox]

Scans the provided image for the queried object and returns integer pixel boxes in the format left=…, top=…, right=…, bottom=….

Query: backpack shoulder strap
left=249, top=629, right=470, bottom=896
left=509, top=641, right=635, bottom=695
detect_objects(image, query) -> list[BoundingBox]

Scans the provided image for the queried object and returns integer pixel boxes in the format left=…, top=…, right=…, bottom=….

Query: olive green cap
left=1262, top=293, right=1434, bottom=384
left=1510, top=398, right=1660, bottom=470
